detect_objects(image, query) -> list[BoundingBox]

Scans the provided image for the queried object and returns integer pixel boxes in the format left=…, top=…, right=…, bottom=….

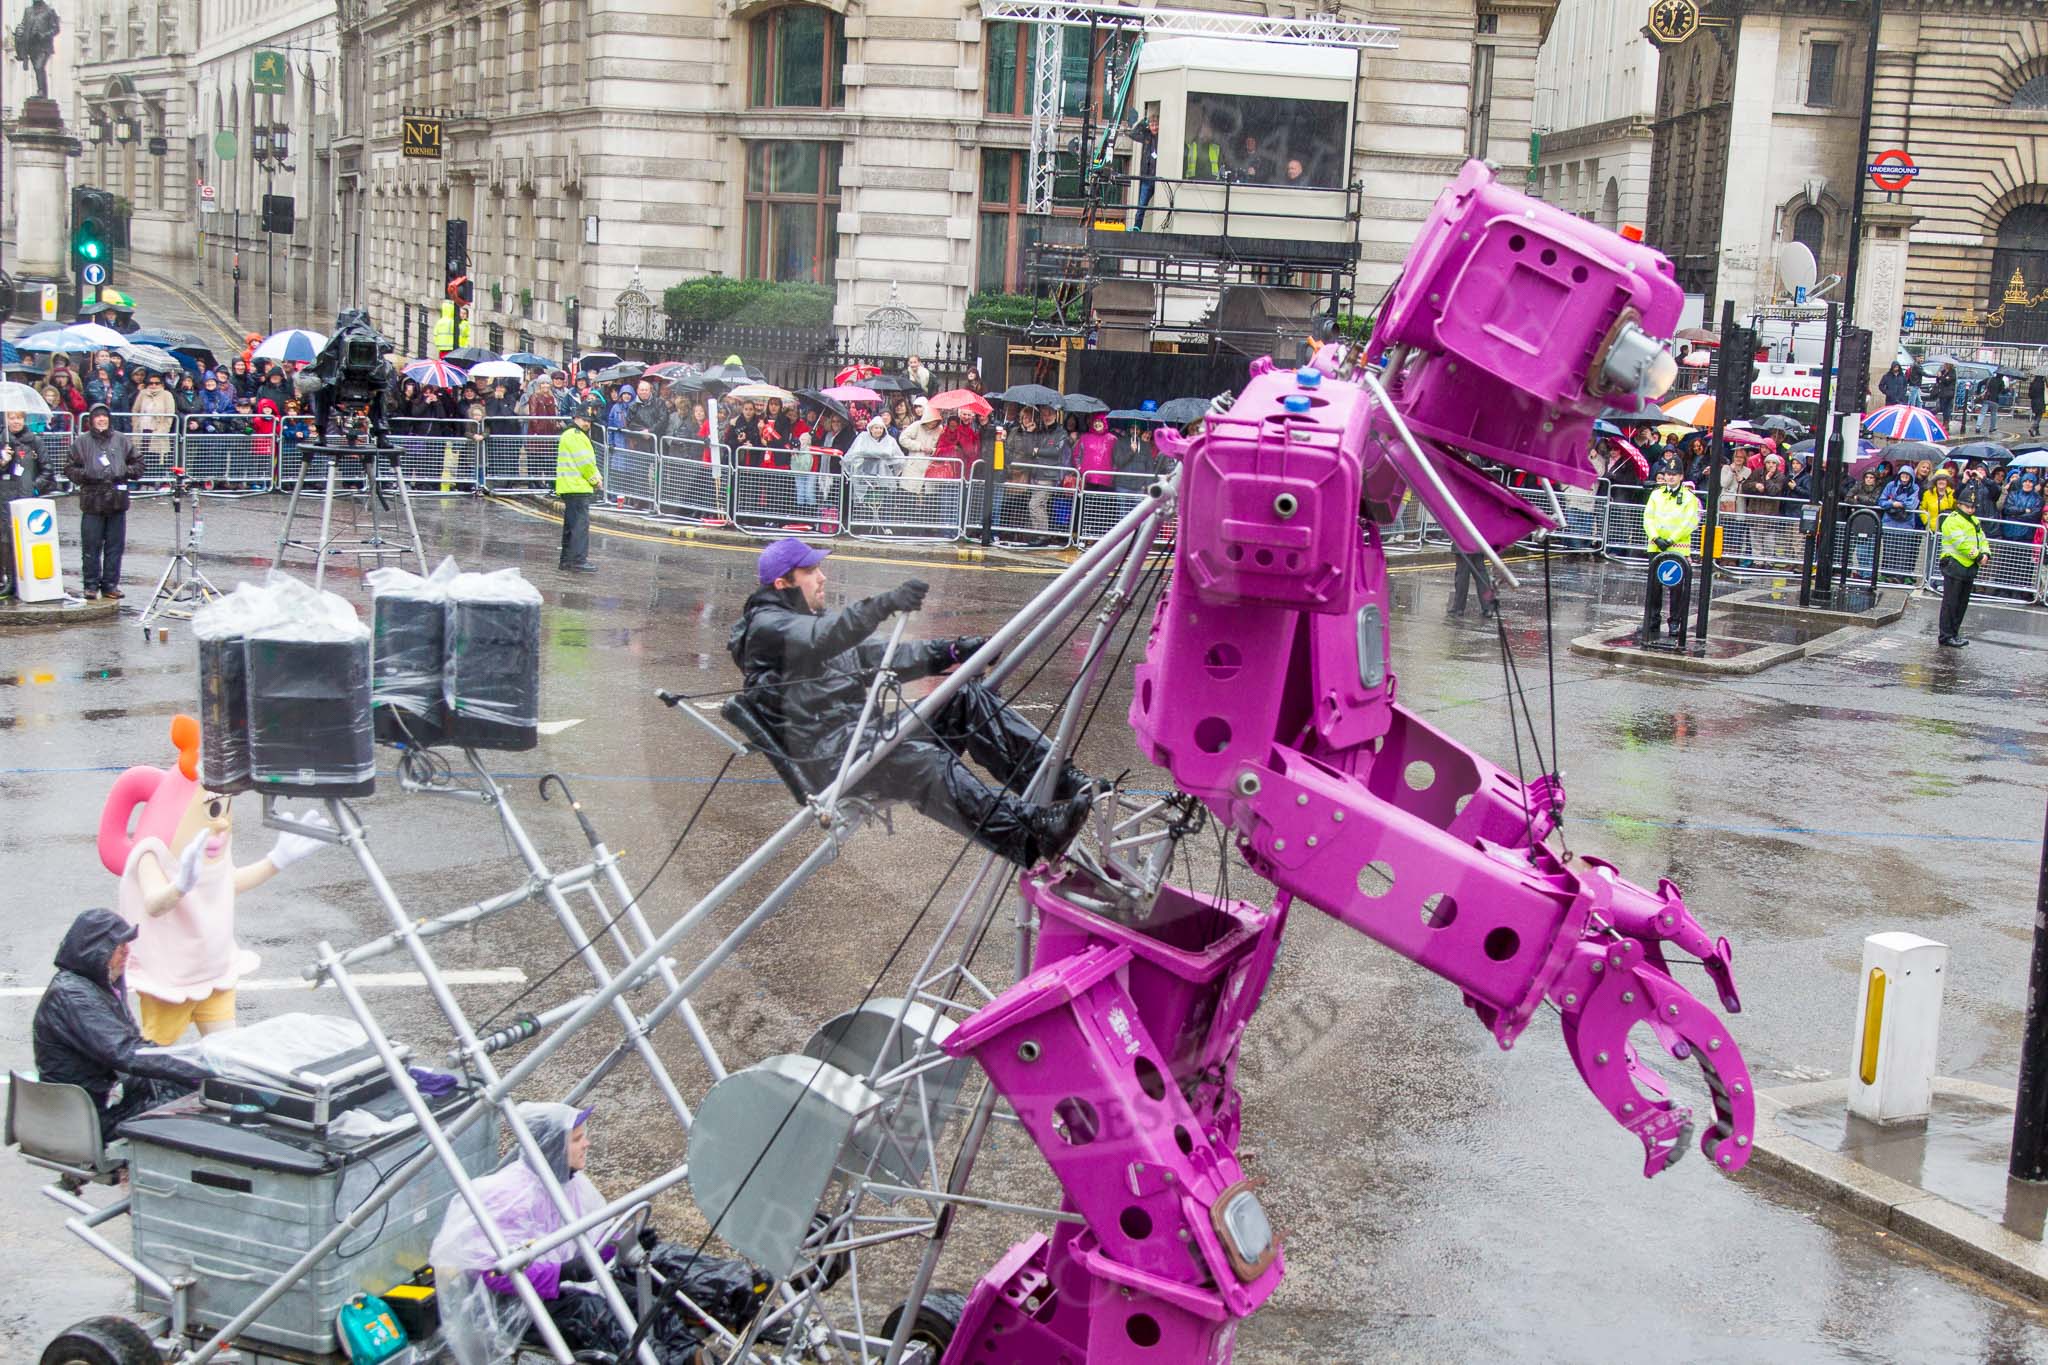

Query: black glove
left=638, top=1226, right=661, bottom=1252
left=560, top=1255, right=599, bottom=1284
left=949, top=635, right=989, bottom=664
left=884, top=579, right=930, bottom=614
left=1651, top=539, right=1672, bottom=552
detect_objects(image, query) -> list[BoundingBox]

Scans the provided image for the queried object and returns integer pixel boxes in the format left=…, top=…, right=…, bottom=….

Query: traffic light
left=1836, top=325, right=1874, bottom=413
left=70, top=186, right=112, bottom=277
left=1719, top=327, right=1759, bottom=419
left=445, top=218, right=471, bottom=305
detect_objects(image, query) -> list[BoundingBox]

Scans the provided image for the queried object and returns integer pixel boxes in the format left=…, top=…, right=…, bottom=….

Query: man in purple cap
left=729, top=538, right=1097, bottom=866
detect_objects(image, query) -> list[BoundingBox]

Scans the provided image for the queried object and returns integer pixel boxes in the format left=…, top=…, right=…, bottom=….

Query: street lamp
left=252, top=121, right=294, bottom=332
left=269, top=124, right=291, bottom=167
left=88, top=119, right=106, bottom=144
left=115, top=116, right=135, bottom=143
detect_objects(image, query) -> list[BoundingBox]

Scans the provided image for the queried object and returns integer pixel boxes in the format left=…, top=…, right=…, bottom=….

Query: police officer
left=555, top=402, right=604, bottom=573
left=1641, top=456, right=1700, bottom=640
left=1937, top=482, right=1989, bottom=647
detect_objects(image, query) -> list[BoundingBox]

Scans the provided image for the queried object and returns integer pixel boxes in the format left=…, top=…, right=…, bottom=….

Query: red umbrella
left=929, top=388, right=991, bottom=416
left=834, top=362, right=882, bottom=386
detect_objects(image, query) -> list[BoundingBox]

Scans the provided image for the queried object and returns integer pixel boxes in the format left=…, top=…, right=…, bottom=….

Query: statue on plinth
left=13, top=0, right=61, bottom=104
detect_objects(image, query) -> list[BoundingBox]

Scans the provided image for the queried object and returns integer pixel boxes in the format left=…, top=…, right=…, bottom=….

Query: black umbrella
left=445, top=345, right=501, bottom=366
left=1599, top=399, right=1667, bottom=423
left=1753, top=414, right=1807, bottom=435
left=689, top=360, right=765, bottom=395
left=1152, top=396, right=1212, bottom=425
left=997, top=382, right=1064, bottom=408
left=795, top=388, right=851, bottom=422
left=19, top=320, right=65, bottom=337
left=590, top=361, right=647, bottom=385
left=1948, top=441, right=2013, bottom=464
left=1884, top=440, right=1945, bottom=464
left=1061, top=393, right=1108, bottom=415
left=1107, top=407, right=1167, bottom=424
left=864, top=372, right=917, bottom=394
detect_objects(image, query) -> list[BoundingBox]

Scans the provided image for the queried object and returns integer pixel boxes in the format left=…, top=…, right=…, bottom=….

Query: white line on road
left=0, top=967, right=527, bottom=999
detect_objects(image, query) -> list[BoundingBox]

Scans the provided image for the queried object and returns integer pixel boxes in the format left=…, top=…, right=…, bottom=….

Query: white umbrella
left=252, top=328, right=328, bottom=363
left=58, top=323, right=129, bottom=348
left=726, top=381, right=797, bottom=405
left=0, top=381, right=53, bottom=416
left=468, top=359, right=526, bottom=381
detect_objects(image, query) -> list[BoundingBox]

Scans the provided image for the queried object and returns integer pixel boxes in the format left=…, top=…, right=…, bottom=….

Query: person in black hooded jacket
left=728, top=538, right=1097, bottom=867
left=32, top=908, right=208, bottom=1136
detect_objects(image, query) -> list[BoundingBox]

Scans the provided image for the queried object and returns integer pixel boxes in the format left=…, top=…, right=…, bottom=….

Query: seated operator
left=32, top=908, right=209, bottom=1138
left=729, top=537, right=1098, bottom=866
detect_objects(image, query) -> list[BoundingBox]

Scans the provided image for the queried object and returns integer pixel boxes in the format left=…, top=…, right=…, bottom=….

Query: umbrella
left=17, top=332, right=101, bottom=354
left=795, top=389, right=852, bottom=422
left=1883, top=439, right=1945, bottom=465
left=92, top=289, right=137, bottom=311
left=590, top=361, right=648, bottom=385
left=18, top=320, right=65, bottom=337
left=1946, top=441, right=2013, bottom=464
left=1863, top=404, right=1946, bottom=441
left=253, top=328, right=328, bottom=364
left=403, top=359, right=469, bottom=388
left=127, top=328, right=213, bottom=352
left=1107, top=407, right=1168, bottom=424
left=686, top=360, right=765, bottom=396
left=1061, top=393, right=1108, bottom=415
left=1592, top=419, right=1624, bottom=438
left=60, top=323, right=129, bottom=348
left=119, top=345, right=183, bottom=375
left=1723, top=428, right=1770, bottom=449
left=1601, top=398, right=1669, bottom=423
left=726, top=381, right=798, bottom=405
left=444, top=345, right=501, bottom=366
left=469, top=360, right=527, bottom=382
left=0, top=381, right=52, bottom=416
left=834, top=362, right=882, bottom=386
left=1676, top=327, right=1720, bottom=344
left=2012, top=450, right=2048, bottom=470
left=1753, top=414, right=1807, bottom=435
left=929, top=388, right=992, bottom=416
left=864, top=372, right=918, bottom=394
left=1153, top=396, right=1212, bottom=425
left=1661, top=393, right=1716, bottom=426
left=646, top=360, right=697, bottom=378
left=1791, top=437, right=1879, bottom=459
left=996, top=382, right=1064, bottom=409
left=821, top=384, right=882, bottom=404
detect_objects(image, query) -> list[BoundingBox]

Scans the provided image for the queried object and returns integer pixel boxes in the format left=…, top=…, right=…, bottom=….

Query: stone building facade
left=332, top=0, right=1554, bottom=356
left=1645, top=1, right=2048, bottom=355
left=65, top=0, right=198, bottom=260
left=1532, top=0, right=1657, bottom=229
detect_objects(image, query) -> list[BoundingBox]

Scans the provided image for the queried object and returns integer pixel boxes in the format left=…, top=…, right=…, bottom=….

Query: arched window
left=2012, top=73, right=2048, bottom=110
left=1792, top=205, right=1825, bottom=261
left=1599, top=177, right=1620, bottom=231
left=750, top=6, right=846, bottom=109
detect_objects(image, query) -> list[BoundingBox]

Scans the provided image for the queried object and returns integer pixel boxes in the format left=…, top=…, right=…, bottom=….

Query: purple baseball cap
left=758, top=537, right=831, bottom=585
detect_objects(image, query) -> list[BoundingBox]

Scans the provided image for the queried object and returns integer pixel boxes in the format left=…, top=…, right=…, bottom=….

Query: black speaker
left=262, top=193, right=295, bottom=235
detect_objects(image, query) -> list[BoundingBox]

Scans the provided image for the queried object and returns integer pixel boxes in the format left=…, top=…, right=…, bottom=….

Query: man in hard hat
left=1639, top=456, right=1700, bottom=642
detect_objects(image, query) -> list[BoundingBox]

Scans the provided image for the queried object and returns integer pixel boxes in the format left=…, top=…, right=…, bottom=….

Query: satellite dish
left=1776, top=243, right=1818, bottom=292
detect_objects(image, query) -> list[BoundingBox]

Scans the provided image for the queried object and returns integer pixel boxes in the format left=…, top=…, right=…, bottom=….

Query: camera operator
left=1, top=409, right=59, bottom=599
left=301, top=309, right=397, bottom=446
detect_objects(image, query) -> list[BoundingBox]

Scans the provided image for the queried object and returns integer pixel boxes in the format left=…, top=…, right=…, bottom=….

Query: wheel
left=38, top=1316, right=160, bottom=1365
left=880, top=1290, right=969, bottom=1354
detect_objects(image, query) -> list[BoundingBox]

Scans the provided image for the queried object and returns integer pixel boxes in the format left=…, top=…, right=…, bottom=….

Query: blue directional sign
left=27, top=507, right=52, bottom=535
left=1901, top=309, right=1917, bottom=331
left=1793, top=285, right=1808, bottom=305
left=81, top=263, right=107, bottom=286
left=1656, top=558, right=1686, bottom=586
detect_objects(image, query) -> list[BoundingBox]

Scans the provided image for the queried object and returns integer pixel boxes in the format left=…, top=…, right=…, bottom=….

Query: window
left=1476, top=12, right=1498, bottom=34
left=1806, top=42, right=1839, bottom=108
left=743, top=141, right=841, bottom=283
left=1792, top=205, right=1825, bottom=261
left=749, top=6, right=845, bottom=109
left=1185, top=92, right=1347, bottom=188
left=2013, top=73, right=2048, bottom=110
left=1467, top=46, right=1496, bottom=160
left=985, top=21, right=1124, bottom=119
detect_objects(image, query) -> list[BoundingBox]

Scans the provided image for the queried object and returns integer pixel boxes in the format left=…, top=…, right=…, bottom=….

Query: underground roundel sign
left=1868, top=149, right=1919, bottom=192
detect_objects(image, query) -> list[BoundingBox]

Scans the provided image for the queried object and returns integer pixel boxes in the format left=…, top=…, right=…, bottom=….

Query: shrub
left=965, top=290, right=1057, bottom=333
left=662, top=276, right=834, bottom=327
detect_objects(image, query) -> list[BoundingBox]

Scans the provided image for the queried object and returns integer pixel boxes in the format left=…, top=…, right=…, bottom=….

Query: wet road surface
left=4, top=493, right=2048, bottom=1362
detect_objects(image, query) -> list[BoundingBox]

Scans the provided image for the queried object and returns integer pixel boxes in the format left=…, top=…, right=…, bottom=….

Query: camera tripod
left=136, top=469, right=221, bottom=636
left=273, top=438, right=426, bottom=589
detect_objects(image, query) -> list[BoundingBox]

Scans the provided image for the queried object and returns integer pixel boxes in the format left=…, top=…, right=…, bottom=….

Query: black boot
left=1022, top=788, right=1096, bottom=864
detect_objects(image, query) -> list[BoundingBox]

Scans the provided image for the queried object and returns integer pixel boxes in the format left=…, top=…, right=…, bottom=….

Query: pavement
left=5, top=491, right=2048, bottom=1361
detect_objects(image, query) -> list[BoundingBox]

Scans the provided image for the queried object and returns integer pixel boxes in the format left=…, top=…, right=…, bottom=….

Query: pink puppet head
left=98, top=716, right=234, bottom=875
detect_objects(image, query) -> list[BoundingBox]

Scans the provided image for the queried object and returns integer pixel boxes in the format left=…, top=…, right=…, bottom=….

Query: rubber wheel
left=881, top=1290, right=969, bottom=1353
left=39, top=1316, right=160, bottom=1365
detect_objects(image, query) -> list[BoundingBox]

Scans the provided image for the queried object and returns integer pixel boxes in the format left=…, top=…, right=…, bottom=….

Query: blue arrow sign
left=27, top=507, right=52, bottom=535
left=1657, top=558, right=1686, bottom=586
left=1901, top=310, right=1917, bottom=331
left=81, top=263, right=107, bottom=286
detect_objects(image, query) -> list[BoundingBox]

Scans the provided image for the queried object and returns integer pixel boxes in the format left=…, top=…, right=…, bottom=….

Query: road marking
left=0, top=967, right=527, bottom=999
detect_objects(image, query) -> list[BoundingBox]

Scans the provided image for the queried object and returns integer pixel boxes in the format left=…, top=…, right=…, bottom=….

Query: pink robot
left=936, top=163, right=1750, bottom=1363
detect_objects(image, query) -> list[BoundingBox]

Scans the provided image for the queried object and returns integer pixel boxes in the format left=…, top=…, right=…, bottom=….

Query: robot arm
left=1129, top=161, right=1752, bottom=1177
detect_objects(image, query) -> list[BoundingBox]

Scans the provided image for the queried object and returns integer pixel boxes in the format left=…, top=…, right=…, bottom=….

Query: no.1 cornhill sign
left=402, top=115, right=443, bottom=159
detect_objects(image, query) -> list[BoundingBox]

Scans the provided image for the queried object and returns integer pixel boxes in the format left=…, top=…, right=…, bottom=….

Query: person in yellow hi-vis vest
left=1936, top=482, right=1989, bottom=648
left=1640, top=456, right=1701, bottom=640
left=431, top=301, right=472, bottom=357
left=556, top=402, right=603, bottom=572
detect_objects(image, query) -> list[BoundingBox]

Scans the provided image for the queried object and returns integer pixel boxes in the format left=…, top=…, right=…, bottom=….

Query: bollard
left=1848, top=931, right=1948, bottom=1125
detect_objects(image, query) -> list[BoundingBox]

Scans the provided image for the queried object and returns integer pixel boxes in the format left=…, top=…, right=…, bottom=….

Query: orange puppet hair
left=169, top=714, right=200, bottom=781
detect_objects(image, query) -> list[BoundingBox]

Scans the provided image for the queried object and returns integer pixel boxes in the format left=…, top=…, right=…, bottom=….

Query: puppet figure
left=96, top=715, right=331, bottom=1044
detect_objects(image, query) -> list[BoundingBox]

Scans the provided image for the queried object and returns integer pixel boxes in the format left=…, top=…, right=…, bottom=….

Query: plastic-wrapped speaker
left=444, top=569, right=542, bottom=752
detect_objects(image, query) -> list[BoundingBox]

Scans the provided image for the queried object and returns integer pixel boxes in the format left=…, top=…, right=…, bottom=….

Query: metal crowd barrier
left=601, top=432, right=660, bottom=511
left=729, top=447, right=844, bottom=536
left=655, top=437, right=731, bottom=524
left=480, top=427, right=562, bottom=491
left=845, top=464, right=969, bottom=542
left=962, top=461, right=1079, bottom=549
left=1074, top=472, right=1157, bottom=544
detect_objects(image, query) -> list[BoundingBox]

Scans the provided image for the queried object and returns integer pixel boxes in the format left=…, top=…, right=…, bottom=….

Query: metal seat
left=5, top=1070, right=123, bottom=1186
left=720, top=694, right=816, bottom=805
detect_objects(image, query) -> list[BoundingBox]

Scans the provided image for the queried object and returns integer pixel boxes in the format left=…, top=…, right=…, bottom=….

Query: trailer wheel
left=38, top=1316, right=160, bottom=1365
left=880, top=1290, right=969, bottom=1355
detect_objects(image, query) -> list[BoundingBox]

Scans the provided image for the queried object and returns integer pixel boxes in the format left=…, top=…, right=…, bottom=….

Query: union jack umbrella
left=404, top=359, right=470, bottom=389
left=1862, top=404, right=1947, bottom=442
left=833, top=362, right=882, bottom=386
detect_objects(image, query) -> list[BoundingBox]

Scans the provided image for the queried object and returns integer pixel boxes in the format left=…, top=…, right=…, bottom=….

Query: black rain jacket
left=32, top=909, right=207, bottom=1121
left=727, top=585, right=953, bottom=753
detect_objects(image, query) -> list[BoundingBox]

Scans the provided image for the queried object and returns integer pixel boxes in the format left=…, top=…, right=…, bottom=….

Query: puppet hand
left=267, top=812, right=335, bottom=870
left=172, top=837, right=208, bottom=894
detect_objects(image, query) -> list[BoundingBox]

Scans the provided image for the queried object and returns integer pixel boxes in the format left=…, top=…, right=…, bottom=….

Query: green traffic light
left=80, top=242, right=100, bottom=260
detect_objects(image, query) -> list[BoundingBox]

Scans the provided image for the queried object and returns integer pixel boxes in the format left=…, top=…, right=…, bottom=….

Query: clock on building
left=1647, top=0, right=1700, bottom=46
